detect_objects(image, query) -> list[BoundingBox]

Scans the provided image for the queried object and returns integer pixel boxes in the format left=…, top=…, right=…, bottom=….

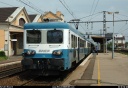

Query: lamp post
left=107, top=11, right=119, bottom=59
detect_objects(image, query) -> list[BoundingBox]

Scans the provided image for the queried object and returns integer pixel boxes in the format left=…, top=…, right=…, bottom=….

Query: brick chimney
left=56, top=11, right=61, bottom=17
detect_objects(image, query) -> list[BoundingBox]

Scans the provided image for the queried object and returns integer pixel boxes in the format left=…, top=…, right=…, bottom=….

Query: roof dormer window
left=19, top=18, right=25, bottom=26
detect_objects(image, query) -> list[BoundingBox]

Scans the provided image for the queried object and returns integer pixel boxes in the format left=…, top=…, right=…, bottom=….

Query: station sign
left=105, top=33, right=113, bottom=39
left=11, top=39, right=17, bottom=41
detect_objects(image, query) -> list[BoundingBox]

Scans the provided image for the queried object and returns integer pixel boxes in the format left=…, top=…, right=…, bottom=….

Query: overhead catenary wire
left=62, top=0, right=75, bottom=18
left=117, top=22, right=128, bottom=33
left=0, top=1, right=14, bottom=7
left=88, top=0, right=96, bottom=21
left=88, top=0, right=99, bottom=22
left=16, top=0, right=43, bottom=14
left=16, top=0, right=53, bottom=19
left=120, top=27, right=128, bottom=34
left=0, top=1, right=38, bottom=15
left=59, top=0, right=85, bottom=32
left=59, top=0, right=76, bottom=19
left=81, top=0, right=100, bottom=33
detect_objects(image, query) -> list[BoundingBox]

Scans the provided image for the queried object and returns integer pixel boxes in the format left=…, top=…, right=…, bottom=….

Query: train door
left=78, top=37, right=80, bottom=61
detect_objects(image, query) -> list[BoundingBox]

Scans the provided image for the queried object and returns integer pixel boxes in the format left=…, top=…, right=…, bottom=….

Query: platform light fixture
left=107, top=11, right=119, bottom=59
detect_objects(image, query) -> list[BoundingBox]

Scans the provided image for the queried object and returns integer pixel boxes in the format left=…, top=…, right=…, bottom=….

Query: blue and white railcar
left=21, top=22, right=90, bottom=71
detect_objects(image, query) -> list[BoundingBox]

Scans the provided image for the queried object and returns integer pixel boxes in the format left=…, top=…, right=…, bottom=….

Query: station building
left=0, top=6, right=64, bottom=56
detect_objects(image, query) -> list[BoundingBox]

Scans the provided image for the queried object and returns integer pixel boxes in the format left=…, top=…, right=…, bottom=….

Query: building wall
left=37, top=17, right=42, bottom=22
left=10, top=10, right=29, bottom=55
left=12, top=10, right=28, bottom=26
left=7, top=9, right=29, bottom=55
left=0, top=30, right=5, bottom=51
left=56, top=11, right=64, bottom=22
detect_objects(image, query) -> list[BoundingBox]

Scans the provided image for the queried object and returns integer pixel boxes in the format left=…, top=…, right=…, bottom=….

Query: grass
left=0, top=56, right=8, bottom=61
left=120, top=52, right=128, bottom=56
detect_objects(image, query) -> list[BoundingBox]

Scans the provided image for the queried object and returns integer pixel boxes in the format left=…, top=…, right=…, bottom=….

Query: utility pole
left=68, top=11, right=128, bottom=54
left=103, top=11, right=107, bottom=53
left=103, top=11, right=107, bottom=35
left=107, top=11, right=119, bottom=59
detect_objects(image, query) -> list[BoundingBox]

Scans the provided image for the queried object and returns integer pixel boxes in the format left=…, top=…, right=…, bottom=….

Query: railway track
left=20, top=62, right=82, bottom=86
left=20, top=69, right=67, bottom=86
left=0, top=54, right=90, bottom=86
left=115, top=49, right=128, bottom=55
left=0, top=67, right=23, bottom=79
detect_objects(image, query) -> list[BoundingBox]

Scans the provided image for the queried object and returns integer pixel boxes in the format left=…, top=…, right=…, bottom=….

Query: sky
left=0, top=0, right=128, bottom=41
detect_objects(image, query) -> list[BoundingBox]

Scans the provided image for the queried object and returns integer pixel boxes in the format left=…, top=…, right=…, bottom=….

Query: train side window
left=71, top=34, right=77, bottom=48
left=69, top=31, right=70, bottom=44
left=71, top=35, right=73, bottom=48
left=74, top=35, right=77, bottom=48
left=73, top=35, right=75, bottom=48
left=85, top=41, right=86, bottom=48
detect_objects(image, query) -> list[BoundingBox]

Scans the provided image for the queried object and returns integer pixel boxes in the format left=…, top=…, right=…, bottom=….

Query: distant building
left=42, top=11, right=64, bottom=22
left=114, top=34, right=125, bottom=49
left=28, top=14, right=43, bottom=22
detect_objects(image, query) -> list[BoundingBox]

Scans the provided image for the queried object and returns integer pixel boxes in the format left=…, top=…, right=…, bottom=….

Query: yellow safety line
left=97, top=57, right=101, bottom=86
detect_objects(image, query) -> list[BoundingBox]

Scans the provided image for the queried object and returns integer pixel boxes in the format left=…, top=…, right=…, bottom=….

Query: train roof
left=24, top=22, right=71, bottom=29
left=24, top=22, right=85, bottom=39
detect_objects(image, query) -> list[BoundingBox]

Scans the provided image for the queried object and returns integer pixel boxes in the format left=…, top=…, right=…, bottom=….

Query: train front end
left=21, top=23, right=70, bottom=71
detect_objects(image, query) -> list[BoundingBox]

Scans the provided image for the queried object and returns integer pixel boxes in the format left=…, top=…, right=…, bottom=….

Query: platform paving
left=61, top=52, right=128, bottom=86
left=92, top=52, right=128, bottom=86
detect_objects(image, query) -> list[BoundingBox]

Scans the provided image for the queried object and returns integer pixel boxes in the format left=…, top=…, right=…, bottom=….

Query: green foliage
left=125, top=42, right=128, bottom=48
left=0, top=51, right=7, bottom=61
left=0, top=56, right=7, bottom=61
left=0, top=51, right=6, bottom=56
left=107, top=42, right=112, bottom=49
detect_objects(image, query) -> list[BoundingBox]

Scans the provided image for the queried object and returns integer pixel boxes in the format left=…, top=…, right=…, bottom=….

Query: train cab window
left=47, top=30, right=63, bottom=43
left=27, top=30, right=41, bottom=43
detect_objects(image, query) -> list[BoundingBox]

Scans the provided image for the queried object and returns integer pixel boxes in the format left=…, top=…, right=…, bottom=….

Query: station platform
left=0, top=56, right=22, bottom=73
left=61, top=52, right=128, bottom=86
left=0, top=55, right=22, bottom=64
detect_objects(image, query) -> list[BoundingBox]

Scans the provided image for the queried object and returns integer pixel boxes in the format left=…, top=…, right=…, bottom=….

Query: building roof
left=43, top=11, right=62, bottom=20
left=0, top=7, right=18, bottom=23
left=28, top=14, right=37, bottom=22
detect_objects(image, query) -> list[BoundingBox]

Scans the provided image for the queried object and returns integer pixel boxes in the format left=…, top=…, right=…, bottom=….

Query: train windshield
left=27, top=30, right=41, bottom=43
left=47, top=30, right=63, bottom=43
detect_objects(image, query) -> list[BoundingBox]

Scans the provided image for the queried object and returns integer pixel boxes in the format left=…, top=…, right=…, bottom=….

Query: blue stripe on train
left=23, top=48, right=89, bottom=70
left=23, top=49, right=69, bottom=59
left=23, top=48, right=89, bottom=58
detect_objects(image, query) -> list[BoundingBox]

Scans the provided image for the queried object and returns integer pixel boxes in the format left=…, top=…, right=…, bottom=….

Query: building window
left=19, top=18, right=25, bottom=26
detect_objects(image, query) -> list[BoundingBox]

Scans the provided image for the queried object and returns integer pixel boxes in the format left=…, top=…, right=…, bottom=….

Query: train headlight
left=52, top=51, right=57, bottom=55
left=26, top=50, right=36, bottom=55
left=57, top=50, right=62, bottom=55
left=31, top=50, right=36, bottom=55
left=27, top=50, right=31, bottom=55
left=52, top=50, right=62, bottom=55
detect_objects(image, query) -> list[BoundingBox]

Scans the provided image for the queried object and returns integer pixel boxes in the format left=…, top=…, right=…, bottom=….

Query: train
left=21, top=22, right=95, bottom=74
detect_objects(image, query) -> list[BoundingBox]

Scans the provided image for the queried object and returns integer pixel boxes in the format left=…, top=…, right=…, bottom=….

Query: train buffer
left=61, top=52, right=128, bottom=86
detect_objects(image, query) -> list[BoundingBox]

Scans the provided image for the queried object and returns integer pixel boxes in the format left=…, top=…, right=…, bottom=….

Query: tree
left=125, top=42, right=128, bottom=48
